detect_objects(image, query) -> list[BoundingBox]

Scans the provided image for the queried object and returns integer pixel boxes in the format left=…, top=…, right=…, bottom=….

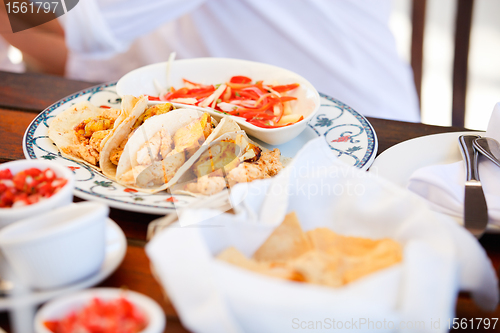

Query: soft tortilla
left=48, top=101, right=120, bottom=169
left=115, top=115, right=242, bottom=193
left=100, top=95, right=149, bottom=179
left=115, top=108, right=203, bottom=190
left=169, top=128, right=264, bottom=196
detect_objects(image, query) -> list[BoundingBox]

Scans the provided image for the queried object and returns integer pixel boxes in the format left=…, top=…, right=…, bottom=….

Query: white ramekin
left=0, top=201, right=109, bottom=290
left=0, top=159, right=75, bottom=228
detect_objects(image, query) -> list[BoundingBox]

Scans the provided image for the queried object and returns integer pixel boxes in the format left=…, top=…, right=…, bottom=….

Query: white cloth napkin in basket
left=408, top=103, right=500, bottom=226
left=147, top=137, right=498, bottom=333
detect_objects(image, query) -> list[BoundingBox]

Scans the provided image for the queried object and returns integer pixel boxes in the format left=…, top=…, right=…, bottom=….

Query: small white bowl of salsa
left=0, top=159, right=75, bottom=228
left=34, top=288, right=166, bottom=333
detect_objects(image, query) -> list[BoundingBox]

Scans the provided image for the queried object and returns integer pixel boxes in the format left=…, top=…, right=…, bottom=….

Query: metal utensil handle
left=459, top=135, right=481, bottom=181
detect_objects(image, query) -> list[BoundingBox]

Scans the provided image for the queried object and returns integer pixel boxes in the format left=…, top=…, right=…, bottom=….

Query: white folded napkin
left=146, top=137, right=498, bottom=333
left=408, top=103, right=500, bottom=226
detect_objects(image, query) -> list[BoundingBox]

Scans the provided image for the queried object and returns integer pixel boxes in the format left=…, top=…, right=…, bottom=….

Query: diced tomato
left=0, top=190, right=15, bottom=207
left=229, top=76, right=252, bottom=84
left=12, top=172, right=26, bottom=191
left=43, top=168, right=56, bottom=182
left=0, top=169, right=13, bottom=180
left=0, top=167, right=67, bottom=208
left=44, top=297, right=148, bottom=333
left=147, top=95, right=160, bottom=101
left=13, top=192, right=29, bottom=205
left=27, top=193, right=42, bottom=205
left=37, top=182, right=52, bottom=197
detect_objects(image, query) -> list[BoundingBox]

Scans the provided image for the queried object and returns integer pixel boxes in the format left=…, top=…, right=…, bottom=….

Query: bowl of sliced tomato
left=34, top=288, right=166, bottom=333
left=0, top=159, right=75, bottom=227
left=116, top=58, right=321, bottom=145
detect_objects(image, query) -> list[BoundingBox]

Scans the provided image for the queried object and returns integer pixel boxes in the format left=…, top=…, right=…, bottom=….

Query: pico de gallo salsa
left=0, top=167, right=67, bottom=208
left=43, top=297, right=148, bottom=333
left=148, top=75, right=304, bottom=128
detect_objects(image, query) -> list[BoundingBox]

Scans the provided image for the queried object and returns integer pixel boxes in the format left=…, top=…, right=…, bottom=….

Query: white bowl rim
left=34, top=287, right=166, bottom=333
left=0, top=159, right=75, bottom=214
left=116, top=57, right=321, bottom=133
left=0, top=201, right=108, bottom=247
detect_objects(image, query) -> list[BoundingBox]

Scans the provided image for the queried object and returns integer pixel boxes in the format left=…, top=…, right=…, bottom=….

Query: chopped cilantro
left=235, top=92, right=241, bottom=97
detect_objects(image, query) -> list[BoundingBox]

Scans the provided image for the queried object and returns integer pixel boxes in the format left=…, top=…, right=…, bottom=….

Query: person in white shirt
left=7, top=0, right=422, bottom=122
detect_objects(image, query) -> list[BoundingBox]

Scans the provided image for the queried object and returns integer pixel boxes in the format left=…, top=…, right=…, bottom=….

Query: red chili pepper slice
left=279, top=96, right=297, bottom=103
left=44, top=297, right=148, bottom=333
left=167, top=87, right=190, bottom=99
left=270, top=83, right=300, bottom=93
left=230, top=76, right=252, bottom=84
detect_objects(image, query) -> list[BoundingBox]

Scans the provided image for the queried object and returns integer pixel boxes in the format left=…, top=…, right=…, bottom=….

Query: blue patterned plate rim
left=23, top=82, right=378, bottom=214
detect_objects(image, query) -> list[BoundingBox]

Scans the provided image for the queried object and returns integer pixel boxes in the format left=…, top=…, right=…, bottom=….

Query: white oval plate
left=23, top=82, right=377, bottom=214
left=0, top=218, right=126, bottom=310
left=371, top=131, right=500, bottom=232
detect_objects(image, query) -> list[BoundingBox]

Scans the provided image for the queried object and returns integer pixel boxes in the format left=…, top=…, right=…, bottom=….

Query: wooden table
left=0, top=70, right=498, bottom=332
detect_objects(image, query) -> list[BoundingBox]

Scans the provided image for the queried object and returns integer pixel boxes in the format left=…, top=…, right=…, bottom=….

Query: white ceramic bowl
left=116, top=58, right=321, bottom=145
left=0, top=159, right=75, bottom=228
left=0, top=202, right=109, bottom=290
left=34, top=288, right=166, bottom=333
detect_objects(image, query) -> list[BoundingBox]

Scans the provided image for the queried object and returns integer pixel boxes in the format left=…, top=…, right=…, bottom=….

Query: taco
left=170, top=130, right=283, bottom=196
left=48, top=101, right=122, bottom=167
left=99, top=95, right=181, bottom=179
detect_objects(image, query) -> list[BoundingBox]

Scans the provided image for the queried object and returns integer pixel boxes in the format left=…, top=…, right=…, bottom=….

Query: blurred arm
left=0, top=3, right=67, bottom=75
left=62, top=0, right=206, bottom=58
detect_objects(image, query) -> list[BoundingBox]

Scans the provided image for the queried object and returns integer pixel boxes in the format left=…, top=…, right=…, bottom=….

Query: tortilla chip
left=307, top=228, right=402, bottom=283
left=218, top=212, right=403, bottom=287
left=341, top=238, right=403, bottom=284
left=253, top=212, right=312, bottom=262
left=290, top=250, right=343, bottom=287
left=217, top=247, right=302, bottom=281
